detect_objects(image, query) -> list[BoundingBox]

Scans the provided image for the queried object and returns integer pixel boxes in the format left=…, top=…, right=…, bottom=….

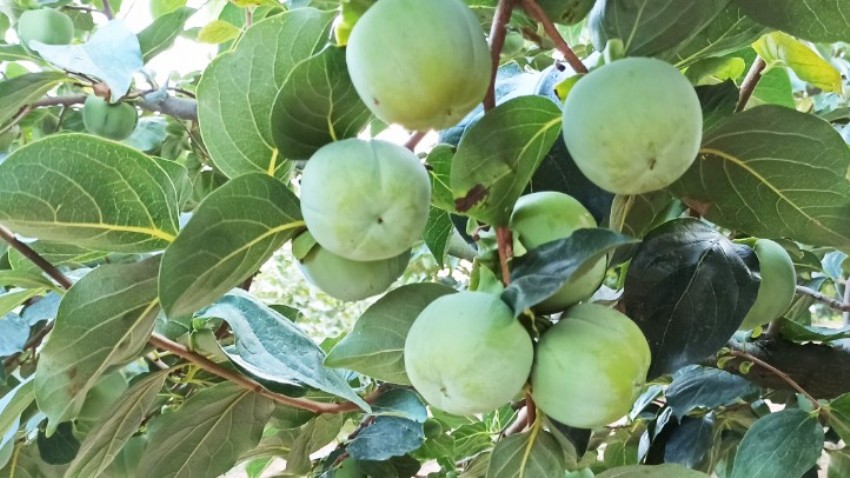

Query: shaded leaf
left=734, top=0, right=850, bottom=43
left=200, top=290, right=368, bottom=409
left=271, top=46, right=370, bottom=160
left=666, top=366, right=757, bottom=419
left=672, top=106, right=850, bottom=253
left=35, top=257, right=161, bottom=433
left=325, top=283, right=456, bottom=385
left=0, top=313, right=29, bottom=357
left=695, top=81, right=739, bottom=133
left=348, top=417, right=425, bottom=462
left=779, top=318, right=850, bottom=343
left=0, top=134, right=180, bottom=252
left=137, top=7, right=196, bottom=63
left=622, top=219, right=759, bottom=378
left=37, top=422, right=79, bottom=465
left=159, top=173, right=302, bottom=317
left=197, top=9, right=335, bottom=178
left=596, top=464, right=709, bottom=477
left=730, top=409, right=824, bottom=478
left=753, top=31, right=842, bottom=93
left=828, top=393, right=850, bottom=444
left=664, top=416, right=714, bottom=468
left=138, top=382, right=274, bottom=478
left=451, top=96, right=561, bottom=226
left=285, top=414, right=345, bottom=475
left=0, top=378, right=34, bottom=447
left=0, top=72, right=66, bottom=128
left=486, top=429, right=565, bottom=478
left=665, top=2, right=767, bottom=66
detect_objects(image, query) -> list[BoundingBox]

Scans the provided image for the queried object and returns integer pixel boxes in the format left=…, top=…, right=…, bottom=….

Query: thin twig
left=728, top=348, right=819, bottom=409
left=495, top=227, right=513, bottom=287
left=796, top=285, right=850, bottom=313
left=736, top=56, right=766, bottom=112
left=0, top=226, right=72, bottom=289
left=484, top=0, right=517, bottom=111
left=404, top=131, right=427, bottom=151
left=0, top=106, right=32, bottom=136
left=100, top=0, right=115, bottom=20
left=520, top=0, right=587, bottom=74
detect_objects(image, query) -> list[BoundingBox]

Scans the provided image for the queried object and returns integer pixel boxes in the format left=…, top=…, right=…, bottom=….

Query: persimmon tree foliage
left=3, top=0, right=850, bottom=476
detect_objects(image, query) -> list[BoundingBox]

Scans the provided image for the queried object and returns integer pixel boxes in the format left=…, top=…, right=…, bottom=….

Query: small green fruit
left=82, top=96, right=139, bottom=141
left=562, top=57, right=702, bottom=195
left=739, top=239, right=796, bottom=330
left=404, top=292, right=533, bottom=415
left=346, top=0, right=491, bottom=130
left=532, top=303, right=650, bottom=428
left=300, top=139, right=431, bottom=261
left=297, top=244, right=410, bottom=301
left=510, top=191, right=607, bottom=313
left=17, top=8, right=74, bottom=47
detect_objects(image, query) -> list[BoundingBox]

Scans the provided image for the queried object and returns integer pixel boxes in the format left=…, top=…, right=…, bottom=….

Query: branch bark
left=736, top=56, right=766, bottom=112
left=24, top=92, right=199, bottom=122
left=796, top=285, right=850, bottom=313
left=520, top=0, right=587, bottom=74
left=484, top=0, right=516, bottom=111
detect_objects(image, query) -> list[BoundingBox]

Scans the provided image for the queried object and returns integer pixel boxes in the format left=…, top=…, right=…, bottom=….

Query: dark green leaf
left=731, top=409, right=824, bottom=478
left=666, top=366, right=757, bottom=419
left=159, top=173, right=302, bottom=317
left=35, top=257, right=161, bottom=433
left=423, top=208, right=453, bottom=266
left=66, top=371, right=169, bottom=478
left=137, top=7, right=196, bottom=62
left=536, top=0, right=595, bottom=25
left=348, top=417, right=425, bottom=462
left=486, top=429, right=565, bottom=478
left=596, top=464, right=709, bottom=477
left=0, top=134, right=180, bottom=252
left=37, top=422, right=80, bottom=465
left=695, top=81, right=739, bottom=133
left=325, top=283, right=456, bottom=385
left=271, top=46, right=370, bottom=160
left=828, top=393, right=850, bottom=444
left=0, top=378, right=35, bottom=450
left=197, top=8, right=335, bottom=178
left=371, top=389, right=427, bottom=423
left=665, top=2, right=767, bottom=66
left=199, top=290, right=369, bottom=409
left=664, top=416, right=714, bottom=468
left=285, top=414, right=345, bottom=475
left=451, top=96, right=562, bottom=226
left=733, top=0, right=850, bottom=43
left=829, top=449, right=850, bottom=478
left=623, top=219, right=759, bottom=378
left=672, top=106, right=850, bottom=253
left=502, top=228, right=638, bottom=315
left=0, top=72, right=66, bottom=128
left=138, top=382, right=274, bottom=478
left=779, top=318, right=850, bottom=343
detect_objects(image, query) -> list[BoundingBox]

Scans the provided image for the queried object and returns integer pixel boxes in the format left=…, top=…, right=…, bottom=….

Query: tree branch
left=736, top=56, right=766, bottom=112
left=100, top=0, right=115, bottom=20
left=796, top=284, right=850, bottom=313
left=404, top=131, right=427, bottom=151
left=23, top=92, right=199, bottom=123
left=0, top=226, right=72, bottom=289
left=484, top=0, right=516, bottom=111
left=726, top=348, right=819, bottom=408
left=520, top=0, right=588, bottom=74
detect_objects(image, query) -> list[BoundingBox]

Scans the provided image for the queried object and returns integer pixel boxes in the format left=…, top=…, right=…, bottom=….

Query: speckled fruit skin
left=510, top=192, right=607, bottom=313
left=561, top=57, right=702, bottom=195
left=404, top=292, right=533, bottom=416
left=17, top=8, right=74, bottom=47
left=82, top=96, right=139, bottom=141
left=532, top=303, right=651, bottom=428
left=297, top=245, right=410, bottom=301
left=739, top=239, right=797, bottom=330
left=346, top=0, right=491, bottom=131
left=300, top=139, right=431, bottom=261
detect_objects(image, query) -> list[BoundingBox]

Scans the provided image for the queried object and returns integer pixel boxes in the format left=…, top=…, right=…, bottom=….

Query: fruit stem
left=484, top=0, right=518, bottom=111
left=520, top=0, right=588, bottom=74
left=404, top=130, right=427, bottom=151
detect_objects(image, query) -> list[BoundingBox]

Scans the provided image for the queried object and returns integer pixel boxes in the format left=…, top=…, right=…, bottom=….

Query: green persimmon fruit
left=346, top=0, right=491, bottom=130
left=16, top=8, right=74, bottom=47
left=561, top=57, right=702, bottom=195
left=510, top=191, right=607, bottom=313
left=297, top=244, right=410, bottom=301
left=82, top=96, right=139, bottom=141
left=532, top=303, right=650, bottom=428
left=739, top=239, right=797, bottom=330
left=334, top=458, right=366, bottom=478
left=300, top=139, right=431, bottom=261
left=404, top=292, right=533, bottom=415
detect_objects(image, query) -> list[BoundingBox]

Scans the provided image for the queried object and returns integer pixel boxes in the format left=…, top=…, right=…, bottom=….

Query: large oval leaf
left=730, top=409, right=824, bottom=478
left=0, top=72, right=67, bottom=127
left=622, top=219, right=759, bottom=378
left=672, top=105, right=850, bottom=253
left=486, top=430, right=565, bottom=478
left=197, top=8, right=335, bottom=178
left=596, top=464, right=709, bottom=477
left=0, top=134, right=180, bottom=252
left=159, top=173, right=303, bottom=318
left=35, top=256, right=161, bottom=433
left=733, top=0, right=850, bottom=43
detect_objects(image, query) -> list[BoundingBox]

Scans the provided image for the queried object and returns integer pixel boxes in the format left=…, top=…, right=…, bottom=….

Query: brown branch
left=796, top=285, right=850, bottom=313
left=727, top=348, right=819, bottom=408
left=484, top=0, right=516, bottom=111
left=0, top=226, right=73, bottom=289
left=495, top=227, right=513, bottom=287
left=20, top=92, right=199, bottom=123
left=404, top=131, right=427, bottom=151
left=100, top=0, right=115, bottom=20
left=520, top=0, right=588, bottom=74
left=736, top=56, right=766, bottom=112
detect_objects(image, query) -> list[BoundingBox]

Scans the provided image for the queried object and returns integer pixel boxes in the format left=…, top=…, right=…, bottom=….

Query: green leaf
left=426, top=144, right=455, bottom=211
left=0, top=269, right=57, bottom=290
left=199, top=290, right=369, bottom=409
left=31, top=21, right=143, bottom=102
left=778, top=318, right=850, bottom=343
left=596, top=464, right=709, bottom=477
left=0, top=134, right=180, bottom=253
left=0, top=45, right=31, bottom=62
left=0, top=72, right=66, bottom=128
left=325, top=283, right=456, bottom=385
left=271, top=46, right=371, bottom=160
left=347, top=416, right=425, bottom=461
left=451, top=96, right=561, bottom=226
left=828, top=393, right=850, bottom=444
left=0, top=378, right=34, bottom=448
left=159, top=173, right=303, bottom=318
left=66, top=370, right=169, bottom=478
left=423, top=208, right=453, bottom=266
left=151, top=0, right=187, bottom=17
left=733, top=0, right=850, bottom=43
left=197, top=20, right=241, bottom=44
left=730, top=409, right=824, bottom=478
left=137, top=382, right=274, bottom=478
left=666, top=2, right=767, bottom=66
left=753, top=31, right=841, bottom=93
left=672, top=105, right=850, bottom=253
left=35, top=257, right=161, bottom=433
left=37, top=422, right=80, bottom=465
left=137, top=7, right=196, bottom=63
left=0, top=289, right=45, bottom=318
left=665, top=366, right=757, bottom=419
left=485, top=429, right=565, bottom=478
left=829, top=449, right=850, bottom=478
left=197, top=8, right=335, bottom=178
left=285, top=414, right=345, bottom=475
